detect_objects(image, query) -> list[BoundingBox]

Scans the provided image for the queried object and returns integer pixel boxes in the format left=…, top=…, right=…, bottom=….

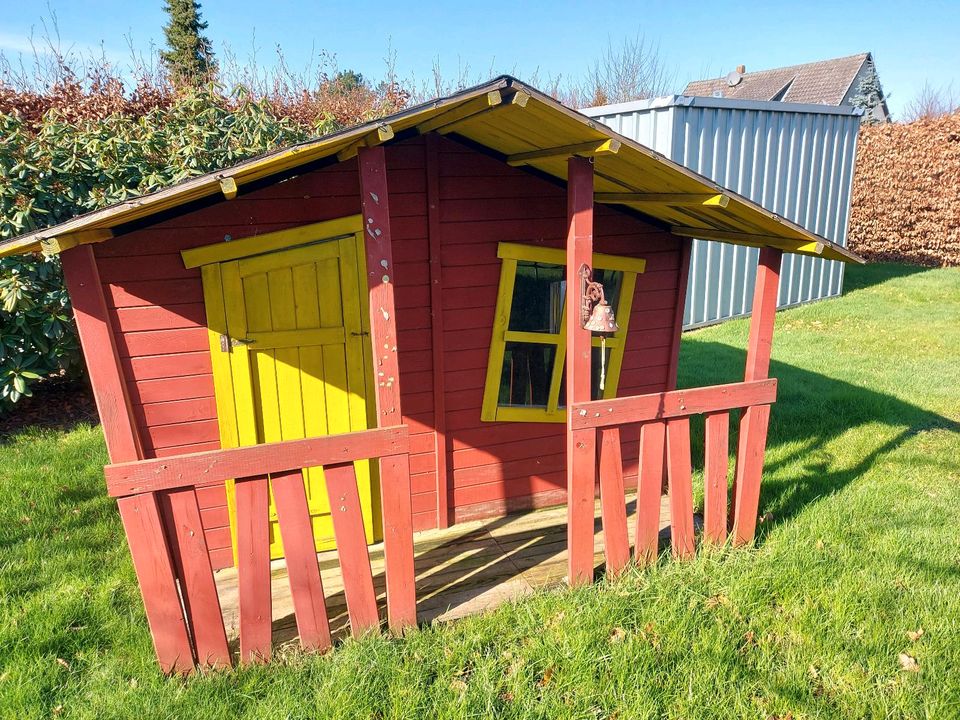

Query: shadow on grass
left=838, top=261, right=931, bottom=293
left=679, top=339, right=958, bottom=543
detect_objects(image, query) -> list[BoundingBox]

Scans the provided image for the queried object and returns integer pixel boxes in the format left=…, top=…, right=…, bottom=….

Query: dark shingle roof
left=683, top=53, right=870, bottom=105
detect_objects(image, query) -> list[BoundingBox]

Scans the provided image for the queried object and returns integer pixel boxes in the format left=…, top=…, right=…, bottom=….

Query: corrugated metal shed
left=583, top=95, right=862, bottom=328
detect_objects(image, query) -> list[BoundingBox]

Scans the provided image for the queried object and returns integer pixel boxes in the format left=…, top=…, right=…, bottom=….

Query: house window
left=481, top=242, right=646, bottom=423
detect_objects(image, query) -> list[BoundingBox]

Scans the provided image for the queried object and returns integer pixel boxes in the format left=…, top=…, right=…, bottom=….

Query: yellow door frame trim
left=181, top=214, right=363, bottom=269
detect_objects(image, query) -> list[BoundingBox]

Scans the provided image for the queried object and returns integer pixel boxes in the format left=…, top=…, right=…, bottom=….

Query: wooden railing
left=569, top=379, right=778, bottom=572
left=104, top=426, right=412, bottom=673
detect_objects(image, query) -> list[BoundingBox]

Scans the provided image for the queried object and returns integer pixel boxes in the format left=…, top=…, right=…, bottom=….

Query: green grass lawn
left=1, top=263, right=958, bottom=719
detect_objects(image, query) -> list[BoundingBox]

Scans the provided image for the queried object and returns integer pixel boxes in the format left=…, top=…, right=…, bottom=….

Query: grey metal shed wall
left=583, top=96, right=862, bottom=328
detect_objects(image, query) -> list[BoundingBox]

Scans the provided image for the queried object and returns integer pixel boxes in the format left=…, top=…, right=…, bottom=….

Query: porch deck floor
left=214, top=493, right=673, bottom=647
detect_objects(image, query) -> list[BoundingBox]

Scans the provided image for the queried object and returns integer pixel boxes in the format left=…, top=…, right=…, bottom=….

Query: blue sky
left=1, top=0, right=957, bottom=119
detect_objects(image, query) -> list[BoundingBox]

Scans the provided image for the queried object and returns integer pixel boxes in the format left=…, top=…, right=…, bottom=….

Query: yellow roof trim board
left=0, top=76, right=863, bottom=264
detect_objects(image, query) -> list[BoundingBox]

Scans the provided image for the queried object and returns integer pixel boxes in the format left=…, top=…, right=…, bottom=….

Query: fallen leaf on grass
left=449, top=679, right=468, bottom=694
left=500, top=691, right=514, bottom=703
left=898, top=652, right=920, bottom=672
left=538, top=666, right=555, bottom=687
left=609, top=627, right=627, bottom=643
left=52, top=706, right=63, bottom=716
left=760, top=512, right=774, bottom=524
left=906, top=628, right=924, bottom=642
left=705, top=594, right=729, bottom=609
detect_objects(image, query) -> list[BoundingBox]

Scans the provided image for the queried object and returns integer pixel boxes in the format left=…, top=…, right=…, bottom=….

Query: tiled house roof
left=683, top=53, right=870, bottom=105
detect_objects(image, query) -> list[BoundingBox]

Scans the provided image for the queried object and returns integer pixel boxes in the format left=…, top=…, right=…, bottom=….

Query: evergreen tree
left=160, top=0, right=216, bottom=85
left=850, top=64, right=886, bottom=123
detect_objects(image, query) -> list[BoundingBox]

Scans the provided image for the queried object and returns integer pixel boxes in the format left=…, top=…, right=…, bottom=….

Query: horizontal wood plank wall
left=93, top=156, right=439, bottom=568
left=433, top=136, right=682, bottom=523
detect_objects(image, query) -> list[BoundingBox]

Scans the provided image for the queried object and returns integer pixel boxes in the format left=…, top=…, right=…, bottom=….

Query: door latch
left=219, top=334, right=256, bottom=352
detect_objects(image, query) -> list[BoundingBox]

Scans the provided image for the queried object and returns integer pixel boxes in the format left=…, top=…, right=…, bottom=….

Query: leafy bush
left=0, top=85, right=346, bottom=410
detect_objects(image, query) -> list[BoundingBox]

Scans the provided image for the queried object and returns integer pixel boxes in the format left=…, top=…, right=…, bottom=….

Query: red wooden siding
left=431, top=136, right=682, bottom=523
left=90, top=133, right=681, bottom=568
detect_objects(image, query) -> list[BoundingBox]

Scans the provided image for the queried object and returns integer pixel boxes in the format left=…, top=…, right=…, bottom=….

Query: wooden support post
left=425, top=134, right=451, bottom=529
left=60, top=246, right=141, bottom=461
left=732, top=247, right=782, bottom=544
left=62, top=246, right=197, bottom=673
left=598, top=427, right=630, bottom=576
left=565, top=156, right=597, bottom=586
left=358, top=145, right=417, bottom=630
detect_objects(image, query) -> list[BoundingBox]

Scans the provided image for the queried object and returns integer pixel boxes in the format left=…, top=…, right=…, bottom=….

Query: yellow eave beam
left=670, top=225, right=825, bottom=255
left=506, top=138, right=621, bottom=167
left=597, top=192, right=730, bottom=208
left=39, top=228, right=114, bottom=255
left=219, top=176, right=238, bottom=200
left=336, top=123, right=395, bottom=162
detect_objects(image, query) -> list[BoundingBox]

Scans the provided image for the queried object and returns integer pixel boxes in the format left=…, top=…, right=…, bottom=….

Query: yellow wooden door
left=196, top=223, right=377, bottom=560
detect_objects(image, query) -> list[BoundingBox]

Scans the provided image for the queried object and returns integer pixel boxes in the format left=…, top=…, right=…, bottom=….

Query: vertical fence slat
left=271, top=470, right=332, bottom=653
left=732, top=404, right=772, bottom=545
left=635, top=421, right=665, bottom=563
left=116, top=494, right=194, bottom=674
left=236, top=474, right=272, bottom=663
left=598, top=427, right=630, bottom=575
left=666, top=417, right=695, bottom=558
left=703, top=411, right=730, bottom=545
left=324, top=461, right=380, bottom=634
left=165, top=489, right=231, bottom=668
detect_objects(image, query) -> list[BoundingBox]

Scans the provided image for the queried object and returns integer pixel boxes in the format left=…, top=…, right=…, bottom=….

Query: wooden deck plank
left=215, top=493, right=674, bottom=646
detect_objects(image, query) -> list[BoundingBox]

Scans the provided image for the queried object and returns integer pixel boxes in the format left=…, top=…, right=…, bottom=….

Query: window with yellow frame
left=481, top=242, right=646, bottom=423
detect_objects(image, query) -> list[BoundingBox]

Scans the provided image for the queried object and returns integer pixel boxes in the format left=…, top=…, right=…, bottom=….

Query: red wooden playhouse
left=0, top=77, right=862, bottom=672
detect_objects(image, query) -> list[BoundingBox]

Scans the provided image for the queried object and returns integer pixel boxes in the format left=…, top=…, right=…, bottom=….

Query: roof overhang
left=0, top=76, right=863, bottom=264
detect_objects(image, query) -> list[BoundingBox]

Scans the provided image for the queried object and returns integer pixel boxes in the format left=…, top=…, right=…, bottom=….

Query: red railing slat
left=116, top=494, right=194, bottom=674
left=703, top=412, right=730, bottom=545
left=666, top=418, right=695, bottom=559
left=324, top=462, right=380, bottom=634
left=164, top=489, right=231, bottom=668
left=732, top=404, right=772, bottom=545
left=634, top=421, right=665, bottom=564
left=236, top=475, right=272, bottom=663
left=598, top=427, right=630, bottom=576
left=271, top=470, right=332, bottom=652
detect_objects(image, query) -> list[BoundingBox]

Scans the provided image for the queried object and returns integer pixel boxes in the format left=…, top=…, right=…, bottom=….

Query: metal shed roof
left=0, top=76, right=863, bottom=264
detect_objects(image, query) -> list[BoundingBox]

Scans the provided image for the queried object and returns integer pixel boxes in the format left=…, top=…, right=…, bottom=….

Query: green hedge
left=0, top=87, right=322, bottom=409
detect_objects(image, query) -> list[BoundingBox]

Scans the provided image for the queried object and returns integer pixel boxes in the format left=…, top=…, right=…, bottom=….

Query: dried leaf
left=538, top=666, right=555, bottom=687
left=500, top=691, right=514, bottom=703
left=705, top=594, right=729, bottom=609
left=56, top=658, right=70, bottom=670
left=760, top=512, right=774, bottom=524
left=906, top=628, right=924, bottom=642
left=449, top=678, right=468, bottom=694
left=898, top=652, right=920, bottom=672
left=609, top=627, right=627, bottom=643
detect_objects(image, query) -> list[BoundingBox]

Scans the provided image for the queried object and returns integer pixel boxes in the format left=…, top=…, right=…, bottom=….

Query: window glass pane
left=508, top=261, right=565, bottom=333
left=556, top=345, right=613, bottom=408
left=499, top=342, right=557, bottom=408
